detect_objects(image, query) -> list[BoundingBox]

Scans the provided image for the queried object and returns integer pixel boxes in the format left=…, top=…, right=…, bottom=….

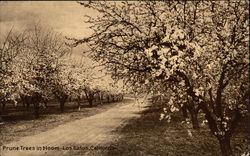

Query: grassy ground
left=0, top=99, right=127, bottom=146
left=0, top=98, right=248, bottom=156
left=84, top=101, right=249, bottom=156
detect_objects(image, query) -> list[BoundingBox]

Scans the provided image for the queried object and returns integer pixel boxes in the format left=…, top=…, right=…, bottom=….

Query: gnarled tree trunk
left=187, top=104, right=200, bottom=130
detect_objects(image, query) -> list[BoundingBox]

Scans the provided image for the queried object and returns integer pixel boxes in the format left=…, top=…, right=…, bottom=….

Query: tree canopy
left=71, top=1, right=249, bottom=156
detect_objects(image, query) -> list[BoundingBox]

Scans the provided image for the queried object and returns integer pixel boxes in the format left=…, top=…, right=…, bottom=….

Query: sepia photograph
left=0, top=1, right=249, bottom=156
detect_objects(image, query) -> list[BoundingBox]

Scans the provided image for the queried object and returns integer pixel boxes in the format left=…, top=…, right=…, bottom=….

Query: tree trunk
left=77, top=96, right=81, bottom=111
left=88, top=99, right=93, bottom=107
left=21, top=96, right=30, bottom=111
left=60, top=101, right=65, bottom=113
left=0, top=116, right=3, bottom=123
left=99, top=93, right=103, bottom=105
left=44, top=101, right=48, bottom=109
left=218, top=137, right=232, bottom=156
left=2, top=103, right=6, bottom=112
left=111, top=95, right=115, bottom=102
left=78, top=102, right=81, bottom=111
left=181, top=105, right=188, bottom=119
left=107, top=95, right=110, bottom=103
left=34, top=103, right=39, bottom=119
left=0, top=102, right=3, bottom=123
left=190, top=111, right=199, bottom=130
left=187, top=102, right=200, bottom=130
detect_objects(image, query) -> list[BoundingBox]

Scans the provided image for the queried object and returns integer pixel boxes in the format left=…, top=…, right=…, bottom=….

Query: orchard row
left=0, top=24, right=124, bottom=119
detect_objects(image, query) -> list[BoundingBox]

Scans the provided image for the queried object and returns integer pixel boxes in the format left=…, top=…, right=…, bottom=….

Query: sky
left=0, top=1, right=97, bottom=39
left=0, top=1, right=101, bottom=56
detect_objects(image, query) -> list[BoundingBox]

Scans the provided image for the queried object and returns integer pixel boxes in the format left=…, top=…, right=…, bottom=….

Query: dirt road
left=0, top=98, right=149, bottom=156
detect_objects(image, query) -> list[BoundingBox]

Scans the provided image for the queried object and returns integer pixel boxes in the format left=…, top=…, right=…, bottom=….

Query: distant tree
left=50, top=63, right=71, bottom=113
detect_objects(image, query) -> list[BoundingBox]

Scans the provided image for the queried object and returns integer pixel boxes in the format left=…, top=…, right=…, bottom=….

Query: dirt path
left=0, top=98, right=149, bottom=156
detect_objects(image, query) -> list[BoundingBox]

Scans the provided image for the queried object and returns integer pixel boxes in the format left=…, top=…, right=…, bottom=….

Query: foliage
left=72, top=1, right=249, bottom=156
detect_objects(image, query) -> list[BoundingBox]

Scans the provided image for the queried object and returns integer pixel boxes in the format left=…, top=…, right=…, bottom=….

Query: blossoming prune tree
left=71, top=1, right=249, bottom=156
left=70, top=1, right=203, bottom=127
left=0, top=29, right=27, bottom=120
left=50, top=61, right=72, bottom=113
left=13, top=24, right=70, bottom=118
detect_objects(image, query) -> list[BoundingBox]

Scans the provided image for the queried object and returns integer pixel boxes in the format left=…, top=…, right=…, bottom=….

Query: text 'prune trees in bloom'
left=71, top=1, right=249, bottom=156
